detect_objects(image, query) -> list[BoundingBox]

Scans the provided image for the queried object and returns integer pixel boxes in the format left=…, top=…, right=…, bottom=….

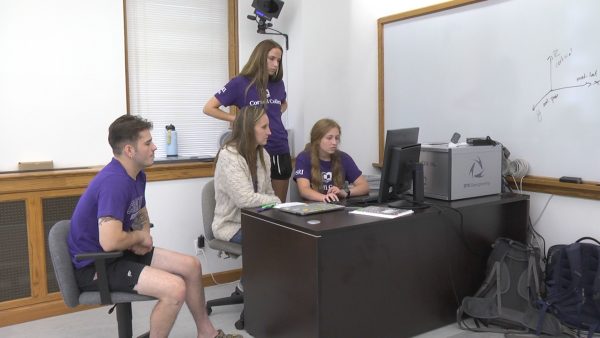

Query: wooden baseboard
left=0, top=269, right=242, bottom=328
left=0, top=299, right=95, bottom=327
left=202, top=268, right=242, bottom=287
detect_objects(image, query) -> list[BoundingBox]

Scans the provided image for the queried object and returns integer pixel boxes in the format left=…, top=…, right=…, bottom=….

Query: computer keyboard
left=278, top=202, right=345, bottom=216
left=345, top=194, right=378, bottom=206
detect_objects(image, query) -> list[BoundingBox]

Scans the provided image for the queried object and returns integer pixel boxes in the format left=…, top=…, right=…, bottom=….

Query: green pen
left=257, top=203, right=277, bottom=212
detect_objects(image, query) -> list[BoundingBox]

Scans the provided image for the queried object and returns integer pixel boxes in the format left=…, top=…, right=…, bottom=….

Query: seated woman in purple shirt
left=293, top=119, right=370, bottom=202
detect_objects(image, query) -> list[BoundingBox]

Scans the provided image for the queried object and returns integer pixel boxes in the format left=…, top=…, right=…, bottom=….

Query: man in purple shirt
left=67, top=115, right=239, bottom=338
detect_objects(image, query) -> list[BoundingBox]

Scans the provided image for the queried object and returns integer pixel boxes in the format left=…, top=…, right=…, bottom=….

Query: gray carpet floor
left=0, top=282, right=504, bottom=337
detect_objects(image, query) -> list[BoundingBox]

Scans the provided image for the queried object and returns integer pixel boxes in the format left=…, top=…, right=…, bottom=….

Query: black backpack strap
left=528, top=251, right=541, bottom=300
left=566, top=243, right=583, bottom=287
left=546, top=246, right=572, bottom=304
left=565, top=243, right=584, bottom=334
left=593, top=246, right=600, bottom=333
left=575, top=237, right=600, bottom=245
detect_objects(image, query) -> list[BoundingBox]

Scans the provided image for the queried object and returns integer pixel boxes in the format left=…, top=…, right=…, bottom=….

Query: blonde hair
left=304, top=119, right=344, bottom=193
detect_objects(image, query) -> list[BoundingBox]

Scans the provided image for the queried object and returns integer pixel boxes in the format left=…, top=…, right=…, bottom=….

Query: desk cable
left=427, top=203, right=484, bottom=257
left=529, top=194, right=553, bottom=263
left=507, top=159, right=530, bottom=193
left=197, top=248, right=238, bottom=288
left=426, top=203, right=481, bottom=308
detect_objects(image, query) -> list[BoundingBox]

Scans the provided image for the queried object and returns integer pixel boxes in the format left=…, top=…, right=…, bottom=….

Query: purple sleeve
left=293, top=151, right=312, bottom=181
left=341, top=152, right=362, bottom=183
left=214, top=76, right=245, bottom=108
left=96, top=181, right=129, bottom=223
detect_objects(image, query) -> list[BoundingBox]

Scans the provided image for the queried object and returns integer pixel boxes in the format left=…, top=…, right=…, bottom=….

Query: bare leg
left=134, top=266, right=186, bottom=338
left=272, top=178, right=289, bottom=202
left=148, top=248, right=217, bottom=338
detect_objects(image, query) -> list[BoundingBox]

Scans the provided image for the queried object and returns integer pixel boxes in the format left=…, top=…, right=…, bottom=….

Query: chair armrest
left=75, top=251, right=123, bottom=261
left=75, top=251, right=124, bottom=305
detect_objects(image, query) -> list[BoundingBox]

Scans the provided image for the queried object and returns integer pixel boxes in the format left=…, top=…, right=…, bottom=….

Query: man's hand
left=130, top=231, right=153, bottom=255
left=129, top=243, right=152, bottom=255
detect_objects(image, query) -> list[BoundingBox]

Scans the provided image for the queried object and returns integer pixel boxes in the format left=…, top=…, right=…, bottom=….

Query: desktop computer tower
left=420, top=144, right=501, bottom=200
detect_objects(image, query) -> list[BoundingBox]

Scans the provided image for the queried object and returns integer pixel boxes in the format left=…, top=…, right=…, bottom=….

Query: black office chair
left=48, top=220, right=154, bottom=338
left=201, top=179, right=245, bottom=329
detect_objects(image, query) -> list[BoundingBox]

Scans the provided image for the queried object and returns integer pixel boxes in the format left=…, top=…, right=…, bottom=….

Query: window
left=125, top=0, right=236, bottom=158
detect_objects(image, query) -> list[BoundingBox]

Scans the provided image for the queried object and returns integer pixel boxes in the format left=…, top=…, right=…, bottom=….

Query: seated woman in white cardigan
left=212, top=106, right=281, bottom=244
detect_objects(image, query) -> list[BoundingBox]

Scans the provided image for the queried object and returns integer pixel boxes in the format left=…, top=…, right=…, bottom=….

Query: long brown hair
left=216, top=106, right=268, bottom=186
left=240, top=39, right=284, bottom=105
left=304, top=119, right=344, bottom=193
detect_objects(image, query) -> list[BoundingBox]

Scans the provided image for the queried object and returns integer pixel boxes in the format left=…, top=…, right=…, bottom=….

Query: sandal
left=214, top=329, right=243, bottom=338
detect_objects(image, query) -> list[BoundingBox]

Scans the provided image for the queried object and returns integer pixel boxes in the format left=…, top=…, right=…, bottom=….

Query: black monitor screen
left=388, top=144, right=421, bottom=194
left=378, top=127, right=419, bottom=204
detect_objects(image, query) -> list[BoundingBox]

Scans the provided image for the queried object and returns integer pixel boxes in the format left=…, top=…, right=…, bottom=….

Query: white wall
left=146, top=178, right=242, bottom=273
left=2, top=0, right=598, bottom=276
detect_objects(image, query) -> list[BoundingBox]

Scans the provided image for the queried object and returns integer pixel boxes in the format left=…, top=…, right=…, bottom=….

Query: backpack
left=542, top=237, right=600, bottom=337
left=457, top=237, right=562, bottom=335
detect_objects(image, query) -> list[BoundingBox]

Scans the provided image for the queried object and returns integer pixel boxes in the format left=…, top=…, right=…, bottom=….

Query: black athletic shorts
left=270, top=153, right=292, bottom=180
left=74, top=248, right=154, bottom=293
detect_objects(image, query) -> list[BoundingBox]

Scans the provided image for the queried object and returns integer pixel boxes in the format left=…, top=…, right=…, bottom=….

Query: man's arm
left=129, top=208, right=153, bottom=255
left=98, top=216, right=151, bottom=252
left=131, top=207, right=151, bottom=233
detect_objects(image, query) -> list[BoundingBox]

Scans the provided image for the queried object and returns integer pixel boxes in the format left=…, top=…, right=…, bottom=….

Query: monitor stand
left=388, top=199, right=422, bottom=209
left=388, top=163, right=430, bottom=210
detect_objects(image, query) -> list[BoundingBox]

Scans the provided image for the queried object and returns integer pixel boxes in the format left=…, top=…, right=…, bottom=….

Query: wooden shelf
left=510, top=175, right=600, bottom=200
left=0, top=161, right=215, bottom=195
left=370, top=163, right=600, bottom=201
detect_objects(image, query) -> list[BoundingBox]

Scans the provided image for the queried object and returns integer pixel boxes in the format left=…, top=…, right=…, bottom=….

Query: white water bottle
left=165, top=124, right=178, bottom=157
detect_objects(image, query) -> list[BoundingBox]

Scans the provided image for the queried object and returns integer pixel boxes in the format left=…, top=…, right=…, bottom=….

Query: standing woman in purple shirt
left=293, top=119, right=370, bottom=202
left=204, top=39, right=291, bottom=202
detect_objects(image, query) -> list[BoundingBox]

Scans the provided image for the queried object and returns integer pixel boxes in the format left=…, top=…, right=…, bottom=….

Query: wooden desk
left=241, top=193, right=529, bottom=338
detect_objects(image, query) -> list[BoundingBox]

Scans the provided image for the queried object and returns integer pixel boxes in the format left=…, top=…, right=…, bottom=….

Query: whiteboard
left=0, top=0, right=125, bottom=172
left=381, top=0, right=600, bottom=181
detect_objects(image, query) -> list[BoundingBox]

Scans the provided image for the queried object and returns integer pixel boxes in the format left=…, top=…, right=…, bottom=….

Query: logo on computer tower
left=468, top=157, right=485, bottom=178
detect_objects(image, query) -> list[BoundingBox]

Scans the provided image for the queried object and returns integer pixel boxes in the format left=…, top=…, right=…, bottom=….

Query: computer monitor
left=378, top=128, right=427, bottom=209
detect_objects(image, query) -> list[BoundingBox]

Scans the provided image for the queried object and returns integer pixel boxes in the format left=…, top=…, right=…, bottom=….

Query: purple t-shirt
left=214, top=75, right=289, bottom=155
left=293, top=150, right=362, bottom=193
left=67, top=158, right=146, bottom=269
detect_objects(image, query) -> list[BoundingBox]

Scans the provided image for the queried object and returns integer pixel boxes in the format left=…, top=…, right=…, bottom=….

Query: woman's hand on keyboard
left=322, top=192, right=339, bottom=203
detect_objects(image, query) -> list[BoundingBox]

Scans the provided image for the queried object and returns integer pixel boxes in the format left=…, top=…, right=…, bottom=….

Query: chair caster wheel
left=234, top=319, right=244, bottom=330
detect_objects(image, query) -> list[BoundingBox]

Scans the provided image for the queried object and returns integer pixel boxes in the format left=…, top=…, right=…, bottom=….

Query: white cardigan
left=212, top=145, right=281, bottom=241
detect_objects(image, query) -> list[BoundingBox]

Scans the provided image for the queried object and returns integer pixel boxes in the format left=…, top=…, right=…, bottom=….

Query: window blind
left=126, top=0, right=230, bottom=158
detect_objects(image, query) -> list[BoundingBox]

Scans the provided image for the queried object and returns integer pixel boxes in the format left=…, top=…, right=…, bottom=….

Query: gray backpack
left=457, top=237, right=562, bottom=335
